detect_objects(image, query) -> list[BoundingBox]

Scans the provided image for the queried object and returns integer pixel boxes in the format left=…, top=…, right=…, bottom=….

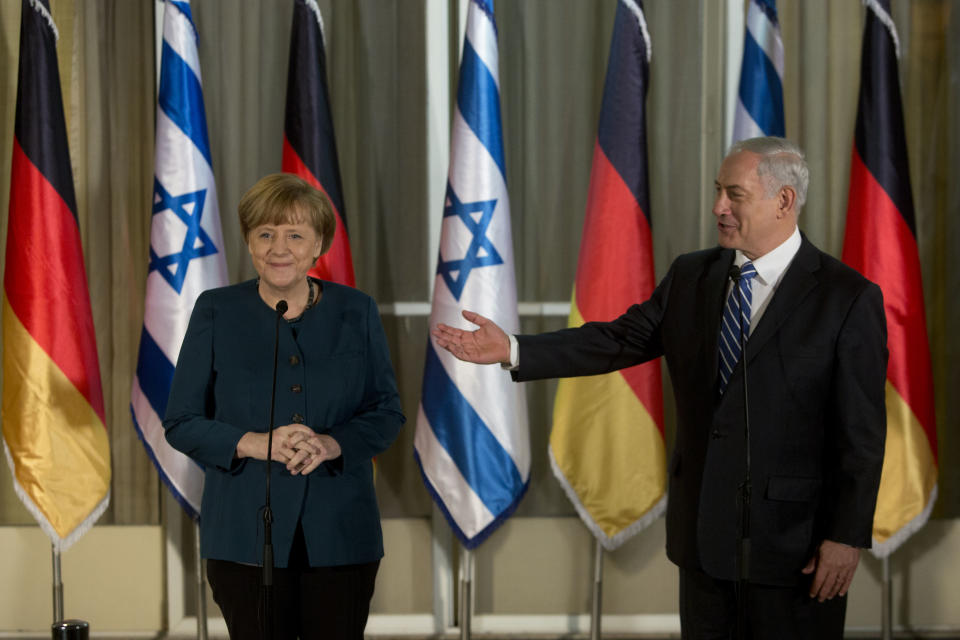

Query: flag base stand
left=51, top=620, right=89, bottom=640
left=590, top=538, right=603, bottom=640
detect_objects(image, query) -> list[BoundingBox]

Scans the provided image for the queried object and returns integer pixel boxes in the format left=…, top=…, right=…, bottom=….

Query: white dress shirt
left=730, top=225, right=802, bottom=335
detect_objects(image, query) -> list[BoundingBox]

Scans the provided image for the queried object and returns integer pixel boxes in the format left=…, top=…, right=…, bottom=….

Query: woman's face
left=247, top=212, right=321, bottom=294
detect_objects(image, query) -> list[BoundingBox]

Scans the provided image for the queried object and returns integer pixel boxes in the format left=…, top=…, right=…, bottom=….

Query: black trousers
left=207, top=525, right=379, bottom=640
left=679, top=566, right=847, bottom=640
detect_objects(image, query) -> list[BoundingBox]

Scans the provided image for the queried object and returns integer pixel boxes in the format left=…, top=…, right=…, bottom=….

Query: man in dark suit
left=432, top=137, right=887, bottom=638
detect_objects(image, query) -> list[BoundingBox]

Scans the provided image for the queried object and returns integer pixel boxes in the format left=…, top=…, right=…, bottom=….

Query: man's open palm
left=431, top=310, right=511, bottom=365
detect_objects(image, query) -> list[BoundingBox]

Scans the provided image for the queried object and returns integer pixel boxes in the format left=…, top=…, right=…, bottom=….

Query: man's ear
left=777, top=186, right=797, bottom=218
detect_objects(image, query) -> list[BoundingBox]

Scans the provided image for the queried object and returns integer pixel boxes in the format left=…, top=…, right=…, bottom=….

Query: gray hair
left=727, top=136, right=809, bottom=212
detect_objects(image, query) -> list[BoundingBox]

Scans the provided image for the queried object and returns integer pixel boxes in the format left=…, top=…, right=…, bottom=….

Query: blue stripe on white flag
left=131, top=0, right=226, bottom=521
left=414, top=449, right=527, bottom=550
left=131, top=407, right=202, bottom=519
left=415, top=0, right=529, bottom=549
left=732, top=0, right=785, bottom=142
left=169, top=1, right=194, bottom=22
left=738, top=32, right=784, bottom=136
left=159, top=41, right=212, bottom=166
left=471, top=0, right=495, bottom=23
left=752, top=0, right=777, bottom=23
left=421, top=344, right=524, bottom=512
left=457, top=42, right=506, bottom=178
left=135, top=327, right=176, bottom=419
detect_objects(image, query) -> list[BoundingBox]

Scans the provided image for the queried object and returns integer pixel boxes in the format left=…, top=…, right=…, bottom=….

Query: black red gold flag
left=842, top=0, right=937, bottom=556
left=549, top=0, right=665, bottom=550
left=2, top=0, right=110, bottom=551
left=283, top=0, right=356, bottom=286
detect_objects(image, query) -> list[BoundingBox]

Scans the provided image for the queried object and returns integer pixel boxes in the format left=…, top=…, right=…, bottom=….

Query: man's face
left=712, top=150, right=789, bottom=260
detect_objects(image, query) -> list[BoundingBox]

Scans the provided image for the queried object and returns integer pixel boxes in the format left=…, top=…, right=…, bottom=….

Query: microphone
left=262, top=298, right=286, bottom=639
left=729, top=259, right=751, bottom=637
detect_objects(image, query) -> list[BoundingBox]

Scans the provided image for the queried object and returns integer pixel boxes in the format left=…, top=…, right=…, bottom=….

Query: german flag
left=549, top=0, right=665, bottom=550
left=2, top=0, right=110, bottom=551
left=282, top=0, right=355, bottom=286
left=842, top=0, right=937, bottom=556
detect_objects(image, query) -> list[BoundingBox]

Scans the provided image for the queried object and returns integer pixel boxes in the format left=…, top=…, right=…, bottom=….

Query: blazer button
left=292, top=413, right=304, bottom=424
left=291, top=384, right=302, bottom=393
left=289, top=355, right=300, bottom=366
left=711, top=429, right=722, bottom=439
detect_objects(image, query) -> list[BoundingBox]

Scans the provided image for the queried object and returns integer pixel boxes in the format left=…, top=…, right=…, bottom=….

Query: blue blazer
left=164, top=279, right=405, bottom=567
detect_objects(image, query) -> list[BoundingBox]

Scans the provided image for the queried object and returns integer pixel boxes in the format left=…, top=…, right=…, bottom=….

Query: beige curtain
left=1, top=0, right=958, bottom=527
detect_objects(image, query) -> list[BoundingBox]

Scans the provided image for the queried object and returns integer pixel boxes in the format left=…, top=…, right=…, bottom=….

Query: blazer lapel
left=744, top=235, right=821, bottom=364
left=700, top=249, right=736, bottom=388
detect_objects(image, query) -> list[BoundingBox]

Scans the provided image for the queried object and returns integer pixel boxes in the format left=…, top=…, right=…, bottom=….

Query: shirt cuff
left=500, top=334, right=519, bottom=371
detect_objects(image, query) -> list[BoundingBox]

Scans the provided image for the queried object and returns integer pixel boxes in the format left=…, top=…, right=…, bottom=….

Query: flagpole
left=459, top=546, right=472, bottom=640
left=431, top=505, right=455, bottom=632
left=195, top=522, right=208, bottom=640
left=590, top=539, right=603, bottom=640
left=881, top=556, right=892, bottom=640
left=52, top=545, right=63, bottom=622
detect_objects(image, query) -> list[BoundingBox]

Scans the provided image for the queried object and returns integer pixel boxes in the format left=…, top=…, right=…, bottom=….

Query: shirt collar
left=734, top=226, right=802, bottom=285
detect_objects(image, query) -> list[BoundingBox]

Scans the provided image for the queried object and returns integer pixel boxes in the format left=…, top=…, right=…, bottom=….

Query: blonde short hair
left=238, top=173, right=336, bottom=256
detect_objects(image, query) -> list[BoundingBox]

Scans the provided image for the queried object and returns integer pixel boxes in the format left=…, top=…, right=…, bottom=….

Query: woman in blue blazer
left=164, top=173, right=405, bottom=640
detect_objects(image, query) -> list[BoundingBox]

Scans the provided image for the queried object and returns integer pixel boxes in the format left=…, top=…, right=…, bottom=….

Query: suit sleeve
left=513, top=262, right=673, bottom=382
left=325, top=296, right=406, bottom=473
left=823, top=281, right=888, bottom=547
left=163, top=293, right=248, bottom=472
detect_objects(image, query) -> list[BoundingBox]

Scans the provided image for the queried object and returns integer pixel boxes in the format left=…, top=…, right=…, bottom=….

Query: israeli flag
left=732, top=0, right=785, bottom=141
left=415, top=0, right=530, bottom=549
left=130, top=0, right=227, bottom=519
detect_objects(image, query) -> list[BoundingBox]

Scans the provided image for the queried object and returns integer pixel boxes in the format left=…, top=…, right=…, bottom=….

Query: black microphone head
left=728, top=265, right=742, bottom=281
left=276, top=300, right=288, bottom=314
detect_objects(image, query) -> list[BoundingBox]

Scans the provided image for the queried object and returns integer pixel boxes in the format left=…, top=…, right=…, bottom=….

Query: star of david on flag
left=150, top=180, right=219, bottom=295
left=415, top=0, right=530, bottom=550
left=131, top=0, right=227, bottom=520
left=437, top=186, right=503, bottom=301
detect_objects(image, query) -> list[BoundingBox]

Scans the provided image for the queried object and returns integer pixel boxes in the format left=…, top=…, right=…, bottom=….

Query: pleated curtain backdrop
left=0, top=0, right=958, bottom=529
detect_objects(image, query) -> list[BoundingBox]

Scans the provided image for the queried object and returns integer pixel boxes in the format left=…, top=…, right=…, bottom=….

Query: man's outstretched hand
left=431, top=310, right=511, bottom=365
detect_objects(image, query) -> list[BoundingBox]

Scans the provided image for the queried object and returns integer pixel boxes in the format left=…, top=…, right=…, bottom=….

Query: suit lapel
left=700, top=249, right=736, bottom=388
left=744, top=235, right=821, bottom=364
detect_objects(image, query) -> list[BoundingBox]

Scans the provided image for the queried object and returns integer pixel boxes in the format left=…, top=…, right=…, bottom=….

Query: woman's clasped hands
left=236, top=424, right=342, bottom=475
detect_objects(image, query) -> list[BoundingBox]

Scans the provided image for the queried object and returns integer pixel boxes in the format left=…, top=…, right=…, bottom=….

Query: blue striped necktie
left=718, top=261, right=758, bottom=395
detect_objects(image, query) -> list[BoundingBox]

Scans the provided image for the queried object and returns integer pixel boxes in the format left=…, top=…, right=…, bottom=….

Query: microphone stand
left=261, top=299, right=287, bottom=640
left=729, top=266, right=752, bottom=640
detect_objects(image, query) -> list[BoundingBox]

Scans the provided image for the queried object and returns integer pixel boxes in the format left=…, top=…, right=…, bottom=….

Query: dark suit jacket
left=164, top=279, right=405, bottom=567
left=515, top=235, right=887, bottom=586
